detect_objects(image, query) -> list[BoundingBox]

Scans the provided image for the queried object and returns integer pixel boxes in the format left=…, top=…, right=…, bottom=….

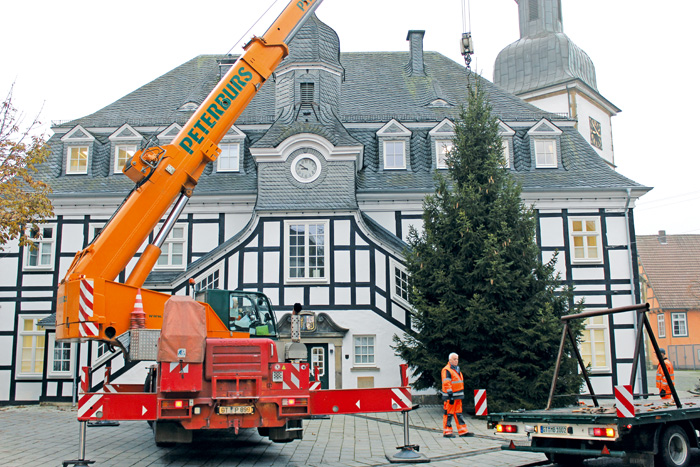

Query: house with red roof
left=638, top=231, right=700, bottom=369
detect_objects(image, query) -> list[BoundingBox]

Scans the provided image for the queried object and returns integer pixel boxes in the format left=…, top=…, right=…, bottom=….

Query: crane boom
left=56, top=0, right=323, bottom=342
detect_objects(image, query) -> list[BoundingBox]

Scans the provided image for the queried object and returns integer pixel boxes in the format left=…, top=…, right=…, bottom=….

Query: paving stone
left=0, top=404, right=550, bottom=466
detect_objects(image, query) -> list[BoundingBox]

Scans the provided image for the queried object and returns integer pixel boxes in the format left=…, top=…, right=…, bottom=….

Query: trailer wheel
left=657, top=425, right=690, bottom=467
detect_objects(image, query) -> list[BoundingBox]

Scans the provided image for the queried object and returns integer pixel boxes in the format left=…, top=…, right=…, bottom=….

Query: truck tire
left=153, top=421, right=192, bottom=447
left=656, top=425, right=690, bottom=467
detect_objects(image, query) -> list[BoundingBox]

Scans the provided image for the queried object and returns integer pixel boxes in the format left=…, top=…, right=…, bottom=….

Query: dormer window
left=436, top=141, right=453, bottom=169
left=158, top=124, right=183, bottom=145
left=67, top=146, right=89, bottom=174
left=384, top=141, right=406, bottom=169
left=114, top=145, right=137, bottom=173
left=377, top=120, right=412, bottom=171
left=497, top=120, right=515, bottom=169
left=429, top=118, right=455, bottom=170
left=535, top=140, right=557, bottom=168
left=109, top=124, right=144, bottom=173
left=501, top=139, right=511, bottom=168
left=61, top=125, right=95, bottom=175
left=217, top=125, right=246, bottom=173
left=218, top=143, right=240, bottom=172
left=178, top=102, right=199, bottom=112
left=527, top=119, right=562, bottom=169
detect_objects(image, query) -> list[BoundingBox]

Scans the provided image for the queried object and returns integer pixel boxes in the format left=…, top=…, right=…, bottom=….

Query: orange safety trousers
left=443, top=399, right=468, bottom=436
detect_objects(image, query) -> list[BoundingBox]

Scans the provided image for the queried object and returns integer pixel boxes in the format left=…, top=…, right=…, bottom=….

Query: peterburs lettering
left=178, top=66, right=252, bottom=155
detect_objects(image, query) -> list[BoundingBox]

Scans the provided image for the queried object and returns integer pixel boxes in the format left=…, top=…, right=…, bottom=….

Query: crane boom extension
left=56, top=0, right=323, bottom=342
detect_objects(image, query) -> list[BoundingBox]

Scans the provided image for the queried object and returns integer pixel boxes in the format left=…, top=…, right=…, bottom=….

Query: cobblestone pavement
left=0, top=404, right=546, bottom=467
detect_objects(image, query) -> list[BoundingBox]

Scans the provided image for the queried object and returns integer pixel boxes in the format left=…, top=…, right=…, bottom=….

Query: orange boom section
left=56, top=0, right=323, bottom=342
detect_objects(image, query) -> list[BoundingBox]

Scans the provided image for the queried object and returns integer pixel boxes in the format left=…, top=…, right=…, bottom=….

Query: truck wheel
left=657, top=425, right=690, bottom=467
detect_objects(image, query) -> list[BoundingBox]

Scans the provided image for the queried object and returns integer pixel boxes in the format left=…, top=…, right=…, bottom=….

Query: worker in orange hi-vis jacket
left=441, top=353, right=472, bottom=438
left=656, top=348, right=675, bottom=400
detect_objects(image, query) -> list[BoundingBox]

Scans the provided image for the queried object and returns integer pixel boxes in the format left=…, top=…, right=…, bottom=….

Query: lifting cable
left=142, top=0, right=284, bottom=160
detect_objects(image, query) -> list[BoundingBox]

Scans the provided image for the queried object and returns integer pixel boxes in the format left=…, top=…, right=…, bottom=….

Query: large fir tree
left=393, top=79, right=582, bottom=412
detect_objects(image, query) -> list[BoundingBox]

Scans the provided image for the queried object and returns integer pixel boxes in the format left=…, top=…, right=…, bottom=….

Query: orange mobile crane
left=56, top=1, right=415, bottom=464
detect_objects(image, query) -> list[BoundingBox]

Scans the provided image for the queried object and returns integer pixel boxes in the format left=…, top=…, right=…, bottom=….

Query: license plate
left=218, top=406, right=254, bottom=415
left=540, top=425, right=568, bottom=434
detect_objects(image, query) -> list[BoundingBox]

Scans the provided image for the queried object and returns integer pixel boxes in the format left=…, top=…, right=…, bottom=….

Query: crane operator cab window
left=228, top=293, right=278, bottom=337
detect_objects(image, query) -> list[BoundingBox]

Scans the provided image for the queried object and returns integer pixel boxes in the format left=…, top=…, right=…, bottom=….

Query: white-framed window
left=217, top=143, right=240, bottom=172
left=48, top=334, right=74, bottom=377
left=285, top=220, right=329, bottom=283
left=353, top=335, right=375, bottom=366
left=67, top=146, right=89, bottom=174
left=195, top=269, right=220, bottom=292
left=435, top=140, right=453, bottom=169
left=657, top=313, right=666, bottom=338
left=580, top=315, right=610, bottom=372
left=310, top=346, right=325, bottom=377
left=155, top=225, right=187, bottom=269
left=383, top=141, right=406, bottom=170
left=114, top=144, right=137, bottom=173
left=89, top=225, right=104, bottom=243
left=671, top=312, right=688, bottom=337
left=92, top=341, right=117, bottom=366
left=17, top=315, right=48, bottom=378
left=391, top=260, right=411, bottom=307
left=570, top=218, right=602, bottom=263
left=534, top=139, right=557, bottom=168
left=25, top=225, right=55, bottom=269
left=501, top=138, right=511, bottom=168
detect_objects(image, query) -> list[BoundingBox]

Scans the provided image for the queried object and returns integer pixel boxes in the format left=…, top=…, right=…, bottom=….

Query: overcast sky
left=2, top=0, right=698, bottom=237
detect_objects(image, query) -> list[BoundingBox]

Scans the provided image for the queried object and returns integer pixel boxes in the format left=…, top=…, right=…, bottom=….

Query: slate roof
left=637, top=235, right=700, bottom=310
left=43, top=14, right=646, bottom=200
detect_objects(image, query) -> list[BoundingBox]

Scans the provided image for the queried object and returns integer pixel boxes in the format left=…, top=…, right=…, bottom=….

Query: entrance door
left=308, top=344, right=329, bottom=389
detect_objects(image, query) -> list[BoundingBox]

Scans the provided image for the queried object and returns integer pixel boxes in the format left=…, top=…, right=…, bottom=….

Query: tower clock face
left=291, top=154, right=321, bottom=183
left=589, top=117, right=603, bottom=150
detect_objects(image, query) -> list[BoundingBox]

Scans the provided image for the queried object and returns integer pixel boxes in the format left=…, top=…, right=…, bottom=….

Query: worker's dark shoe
left=460, top=432, right=474, bottom=437
left=443, top=433, right=456, bottom=438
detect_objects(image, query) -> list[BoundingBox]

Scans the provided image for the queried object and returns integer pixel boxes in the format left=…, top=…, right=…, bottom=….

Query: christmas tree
left=393, top=79, right=582, bottom=411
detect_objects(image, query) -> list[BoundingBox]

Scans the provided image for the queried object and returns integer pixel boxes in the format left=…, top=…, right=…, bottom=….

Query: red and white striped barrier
left=78, top=279, right=98, bottom=337
left=615, top=385, right=635, bottom=418
left=474, top=389, right=488, bottom=416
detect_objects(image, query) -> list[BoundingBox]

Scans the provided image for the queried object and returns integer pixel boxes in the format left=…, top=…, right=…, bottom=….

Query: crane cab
left=195, top=289, right=278, bottom=338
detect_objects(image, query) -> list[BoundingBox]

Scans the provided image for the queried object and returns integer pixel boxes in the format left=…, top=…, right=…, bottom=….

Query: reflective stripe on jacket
left=442, top=363, right=464, bottom=397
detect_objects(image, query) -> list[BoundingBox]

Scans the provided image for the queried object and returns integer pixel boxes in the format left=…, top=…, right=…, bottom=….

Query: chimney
left=658, top=230, right=667, bottom=245
left=406, top=30, right=426, bottom=76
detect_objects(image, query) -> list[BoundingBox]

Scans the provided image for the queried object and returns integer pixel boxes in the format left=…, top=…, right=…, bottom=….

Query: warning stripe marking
left=474, top=389, right=488, bottom=416
left=78, top=280, right=97, bottom=337
left=282, top=363, right=305, bottom=390
left=78, top=394, right=103, bottom=418
left=391, top=388, right=411, bottom=409
left=615, top=385, right=635, bottom=418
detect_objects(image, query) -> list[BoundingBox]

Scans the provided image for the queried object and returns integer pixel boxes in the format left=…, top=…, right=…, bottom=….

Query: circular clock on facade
left=291, top=153, right=321, bottom=183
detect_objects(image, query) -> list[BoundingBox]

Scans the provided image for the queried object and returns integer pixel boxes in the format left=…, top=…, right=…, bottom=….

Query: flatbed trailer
left=487, top=304, right=700, bottom=467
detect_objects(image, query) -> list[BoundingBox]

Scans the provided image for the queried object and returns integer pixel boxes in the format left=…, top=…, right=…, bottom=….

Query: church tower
left=494, top=0, right=619, bottom=166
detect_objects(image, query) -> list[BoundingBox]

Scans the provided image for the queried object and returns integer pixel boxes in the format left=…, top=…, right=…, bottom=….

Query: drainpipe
left=624, top=188, right=636, bottom=300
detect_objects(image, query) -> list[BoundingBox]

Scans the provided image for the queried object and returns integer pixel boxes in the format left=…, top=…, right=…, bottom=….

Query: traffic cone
left=130, top=289, right=146, bottom=329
